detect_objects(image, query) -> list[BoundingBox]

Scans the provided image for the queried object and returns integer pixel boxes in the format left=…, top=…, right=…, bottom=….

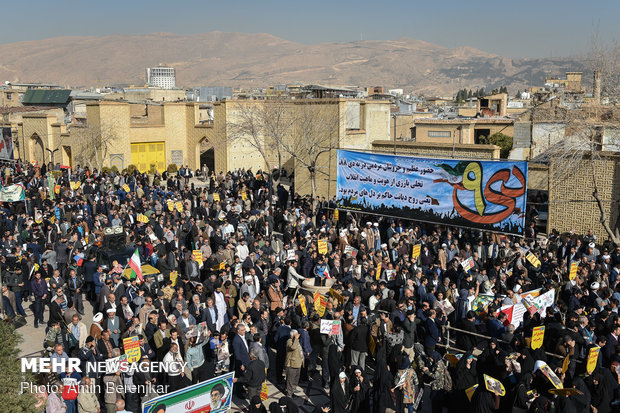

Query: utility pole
left=393, top=113, right=397, bottom=154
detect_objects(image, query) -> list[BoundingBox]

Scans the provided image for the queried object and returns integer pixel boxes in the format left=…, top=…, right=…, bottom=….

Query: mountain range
left=0, top=31, right=584, bottom=96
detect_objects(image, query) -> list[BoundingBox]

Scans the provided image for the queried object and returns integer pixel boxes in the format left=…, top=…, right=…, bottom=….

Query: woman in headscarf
left=393, top=355, right=418, bottom=413
left=249, top=395, right=267, bottom=413
left=454, top=352, right=478, bottom=408
left=512, top=372, right=534, bottom=411
left=373, top=357, right=395, bottom=413
left=477, top=339, right=507, bottom=380
left=350, top=367, right=371, bottom=413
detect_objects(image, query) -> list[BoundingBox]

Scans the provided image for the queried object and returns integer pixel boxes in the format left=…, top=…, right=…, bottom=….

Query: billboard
left=142, top=372, right=234, bottom=413
left=0, top=128, right=14, bottom=161
left=336, top=150, right=528, bottom=235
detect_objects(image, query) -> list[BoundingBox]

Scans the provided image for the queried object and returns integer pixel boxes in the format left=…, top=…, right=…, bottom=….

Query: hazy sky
left=1, top=0, right=616, bottom=58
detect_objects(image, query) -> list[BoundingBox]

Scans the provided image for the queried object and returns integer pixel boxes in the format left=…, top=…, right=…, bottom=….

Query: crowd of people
left=1, top=160, right=620, bottom=413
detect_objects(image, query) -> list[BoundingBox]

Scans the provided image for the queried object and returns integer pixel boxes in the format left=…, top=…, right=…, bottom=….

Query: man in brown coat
left=285, top=329, right=303, bottom=397
left=267, top=279, right=283, bottom=314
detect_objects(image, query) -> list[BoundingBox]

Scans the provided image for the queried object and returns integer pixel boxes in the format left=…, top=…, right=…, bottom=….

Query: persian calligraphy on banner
left=0, top=183, right=25, bottom=202
left=569, top=262, right=579, bottom=281
left=318, top=239, right=328, bottom=255
left=531, top=326, right=545, bottom=350
left=298, top=295, right=307, bottom=316
left=315, top=295, right=327, bottom=316
left=336, top=150, right=528, bottom=235
left=411, top=244, right=421, bottom=260
left=123, top=336, right=141, bottom=363
left=320, top=319, right=341, bottom=335
left=587, top=346, right=600, bottom=374
left=344, top=245, right=358, bottom=257
left=526, top=251, right=541, bottom=268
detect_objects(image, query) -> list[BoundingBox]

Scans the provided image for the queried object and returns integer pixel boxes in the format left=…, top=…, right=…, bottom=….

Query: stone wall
left=548, top=154, right=620, bottom=239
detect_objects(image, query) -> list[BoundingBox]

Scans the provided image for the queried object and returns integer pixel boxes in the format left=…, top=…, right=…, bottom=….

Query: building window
left=427, top=130, right=451, bottom=138
left=6, top=93, right=12, bottom=101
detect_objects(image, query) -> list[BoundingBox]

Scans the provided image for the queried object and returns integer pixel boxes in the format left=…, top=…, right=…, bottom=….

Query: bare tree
left=278, top=101, right=342, bottom=205
left=588, top=25, right=620, bottom=103
left=69, top=121, right=119, bottom=172
left=227, top=99, right=296, bottom=194
left=260, top=98, right=294, bottom=173
left=533, top=106, right=620, bottom=244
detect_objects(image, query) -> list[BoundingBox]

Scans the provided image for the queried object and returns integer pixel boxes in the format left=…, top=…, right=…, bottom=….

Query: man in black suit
left=204, top=297, right=219, bottom=333
left=455, top=310, right=479, bottom=352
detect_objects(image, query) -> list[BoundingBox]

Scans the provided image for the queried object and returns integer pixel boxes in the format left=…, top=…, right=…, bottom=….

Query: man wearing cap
left=589, top=282, right=604, bottom=310
left=103, top=307, right=124, bottom=347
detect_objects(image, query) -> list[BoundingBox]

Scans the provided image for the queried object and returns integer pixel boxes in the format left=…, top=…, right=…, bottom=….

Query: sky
left=1, top=0, right=617, bottom=58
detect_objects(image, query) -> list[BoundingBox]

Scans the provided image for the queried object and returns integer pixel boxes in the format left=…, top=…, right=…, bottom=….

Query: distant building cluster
left=0, top=67, right=618, bottom=236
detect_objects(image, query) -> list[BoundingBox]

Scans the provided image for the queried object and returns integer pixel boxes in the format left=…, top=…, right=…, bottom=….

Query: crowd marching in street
left=1, top=160, right=620, bottom=413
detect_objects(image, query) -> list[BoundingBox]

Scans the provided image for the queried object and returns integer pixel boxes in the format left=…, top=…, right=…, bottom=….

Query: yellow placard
left=314, top=294, right=327, bottom=317
left=569, top=262, right=578, bottom=281
left=376, top=262, right=382, bottom=280
left=313, top=291, right=320, bottom=305
left=526, top=251, right=541, bottom=268
left=122, top=184, right=130, bottom=192
left=70, top=181, right=80, bottom=190
left=587, top=346, right=600, bottom=374
left=298, top=294, right=307, bottom=316
left=330, top=288, right=344, bottom=306
left=483, top=374, right=506, bottom=396
left=531, top=326, right=545, bottom=350
left=123, top=336, right=141, bottom=363
left=333, top=208, right=339, bottom=220
left=137, top=214, right=149, bottom=223
left=167, top=200, right=174, bottom=211
left=444, top=353, right=462, bottom=368
left=562, top=355, right=570, bottom=374
left=175, top=201, right=183, bottom=212
left=465, top=384, right=478, bottom=402
left=318, top=239, right=328, bottom=255
left=213, top=193, right=220, bottom=202
left=241, top=191, right=247, bottom=201
left=54, top=185, right=60, bottom=194
left=170, top=271, right=178, bottom=287
left=548, top=388, right=583, bottom=396
left=219, top=261, right=226, bottom=270
left=411, top=243, right=421, bottom=260
left=369, top=336, right=376, bottom=356
left=192, top=250, right=203, bottom=264
left=260, top=381, right=268, bottom=401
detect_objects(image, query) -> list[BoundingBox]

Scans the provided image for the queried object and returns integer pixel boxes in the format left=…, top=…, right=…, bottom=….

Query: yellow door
left=130, top=142, right=165, bottom=172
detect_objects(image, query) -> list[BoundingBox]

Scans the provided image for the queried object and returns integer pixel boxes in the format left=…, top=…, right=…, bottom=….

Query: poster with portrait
left=142, top=372, right=234, bottom=413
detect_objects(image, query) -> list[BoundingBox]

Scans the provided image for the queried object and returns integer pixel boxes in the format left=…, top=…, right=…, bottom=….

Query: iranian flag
left=129, top=248, right=142, bottom=282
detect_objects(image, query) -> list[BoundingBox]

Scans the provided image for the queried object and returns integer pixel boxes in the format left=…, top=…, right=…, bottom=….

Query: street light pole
left=45, top=148, right=60, bottom=165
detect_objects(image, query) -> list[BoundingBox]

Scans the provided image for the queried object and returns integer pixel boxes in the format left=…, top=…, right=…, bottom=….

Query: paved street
left=16, top=298, right=330, bottom=412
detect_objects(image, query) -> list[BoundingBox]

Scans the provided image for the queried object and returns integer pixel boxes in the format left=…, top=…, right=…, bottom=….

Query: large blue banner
left=337, top=150, right=528, bottom=235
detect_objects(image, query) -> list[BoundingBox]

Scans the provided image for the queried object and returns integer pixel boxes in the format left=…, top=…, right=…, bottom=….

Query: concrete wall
left=371, top=140, right=501, bottom=160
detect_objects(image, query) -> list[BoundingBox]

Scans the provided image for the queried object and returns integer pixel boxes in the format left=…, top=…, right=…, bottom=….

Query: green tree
left=0, top=322, right=36, bottom=412
left=478, top=132, right=513, bottom=158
